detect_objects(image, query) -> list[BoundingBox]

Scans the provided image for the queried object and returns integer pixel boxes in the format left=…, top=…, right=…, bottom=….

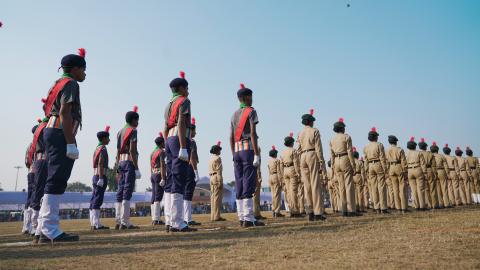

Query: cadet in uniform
left=431, top=142, right=451, bottom=208
left=329, top=118, right=358, bottom=217
left=89, top=126, right=110, bottom=230
left=281, top=133, right=301, bottom=217
left=386, top=135, right=408, bottom=212
left=115, top=106, right=141, bottom=230
left=297, top=109, right=327, bottom=221
left=230, top=83, right=264, bottom=227
left=209, top=141, right=226, bottom=222
left=465, top=147, right=479, bottom=204
left=363, top=127, right=388, bottom=214
left=37, top=48, right=86, bottom=243
left=29, top=118, right=48, bottom=237
left=184, top=117, right=201, bottom=226
left=443, top=144, right=465, bottom=206
left=406, top=137, right=427, bottom=211
left=418, top=138, right=439, bottom=209
left=163, top=71, right=197, bottom=232
left=353, top=148, right=367, bottom=213
left=268, top=146, right=284, bottom=217
left=455, top=147, right=472, bottom=205
left=150, top=132, right=166, bottom=226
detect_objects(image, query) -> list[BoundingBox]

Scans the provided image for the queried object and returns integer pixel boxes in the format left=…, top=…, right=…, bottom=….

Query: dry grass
left=1, top=207, right=480, bottom=270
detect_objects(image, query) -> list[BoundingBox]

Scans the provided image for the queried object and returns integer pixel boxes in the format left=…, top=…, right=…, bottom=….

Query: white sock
left=183, top=200, right=192, bottom=223
left=154, top=201, right=161, bottom=221
left=115, top=202, right=122, bottom=225
left=151, top=204, right=156, bottom=221
left=38, top=194, right=63, bottom=240
left=164, top=192, right=171, bottom=226
left=30, top=210, right=39, bottom=235
left=236, top=199, right=244, bottom=221
left=121, top=200, right=131, bottom=226
left=94, top=209, right=102, bottom=228
left=243, top=198, right=255, bottom=222
left=89, top=209, right=94, bottom=227
left=171, top=193, right=186, bottom=229
left=22, top=208, right=32, bottom=233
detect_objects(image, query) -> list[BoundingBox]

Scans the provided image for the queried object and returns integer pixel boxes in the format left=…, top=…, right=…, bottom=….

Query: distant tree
left=106, top=166, right=118, bottom=192
left=66, top=182, right=92, bottom=192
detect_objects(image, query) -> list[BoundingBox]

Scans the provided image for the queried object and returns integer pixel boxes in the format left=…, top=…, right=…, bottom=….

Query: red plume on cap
left=240, top=83, right=245, bottom=89
left=410, top=137, right=415, bottom=142
left=339, top=117, right=344, bottom=123
left=41, top=98, right=47, bottom=103
left=191, top=117, right=196, bottom=125
left=78, top=48, right=86, bottom=58
left=159, top=132, right=164, bottom=138
left=309, top=109, right=314, bottom=115
left=217, top=141, right=221, bottom=146
left=179, top=71, right=185, bottom=79
left=289, top=132, right=294, bottom=138
left=352, top=147, right=357, bottom=152
left=37, top=118, right=42, bottom=123
left=133, top=105, right=138, bottom=113
left=105, top=126, right=110, bottom=133
left=445, top=144, right=449, bottom=148
left=371, top=127, right=377, bottom=132
left=272, top=145, right=276, bottom=151
left=420, top=138, right=425, bottom=143
left=432, top=141, right=437, bottom=146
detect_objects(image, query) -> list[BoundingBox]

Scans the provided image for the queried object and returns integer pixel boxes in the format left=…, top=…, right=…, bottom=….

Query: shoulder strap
left=120, top=127, right=134, bottom=153
left=151, top=149, right=162, bottom=168
left=167, top=96, right=186, bottom=128
left=234, top=107, right=253, bottom=142
left=93, top=146, right=105, bottom=168
left=43, top=78, right=72, bottom=117
left=27, top=122, right=47, bottom=165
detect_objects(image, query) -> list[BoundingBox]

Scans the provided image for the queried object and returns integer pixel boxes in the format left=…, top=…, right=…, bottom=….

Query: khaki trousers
left=210, top=177, right=223, bottom=221
left=300, top=152, right=324, bottom=215
left=334, top=156, right=356, bottom=213
left=367, top=162, right=387, bottom=210
left=408, top=167, right=426, bottom=209
left=389, top=165, right=407, bottom=210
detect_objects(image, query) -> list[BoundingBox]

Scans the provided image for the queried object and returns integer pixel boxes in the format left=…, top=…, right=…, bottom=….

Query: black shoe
left=243, top=221, right=265, bottom=227
left=152, top=221, right=164, bottom=226
left=308, top=213, right=314, bottom=221
left=90, top=226, right=96, bottom=231
left=213, top=217, right=227, bottom=222
left=96, top=225, right=110, bottom=230
left=32, top=235, right=40, bottom=244
left=274, top=212, right=284, bottom=218
left=375, top=209, right=381, bottom=214
left=120, top=224, right=139, bottom=230
left=115, top=224, right=121, bottom=230
left=170, top=226, right=198, bottom=232
left=165, top=225, right=170, bottom=232
left=254, top=215, right=266, bottom=220
left=350, top=212, right=363, bottom=217
left=381, top=210, right=390, bottom=214
left=22, top=231, right=30, bottom=236
left=314, top=215, right=327, bottom=221
left=239, top=221, right=244, bottom=227
left=187, top=221, right=202, bottom=226
left=342, top=212, right=348, bottom=217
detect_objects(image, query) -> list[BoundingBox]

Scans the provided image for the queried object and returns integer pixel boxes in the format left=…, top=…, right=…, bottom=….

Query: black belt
left=369, top=160, right=380, bottom=164
left=389, top=161, right=400, bottom=165
left=437, top=167, right=444, bottom=170
left=470, top=167, right=477, bottom=170
left=334, top=153, right=347, bottom=158
left=426, top=165, right=431, bottom=168
left=209, top=172, right=217, bottom=176
left=284, top=163, right=294, bottom=168
left=408, top=165, right=419, bottom=169
left=302, top=149, right=315, bottom=153
left=449, top=168, right=455, bottom=171
left=355, top=171, right=361, bottom=174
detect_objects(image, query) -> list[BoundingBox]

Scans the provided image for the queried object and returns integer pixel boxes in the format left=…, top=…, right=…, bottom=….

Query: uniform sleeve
left=277, top=160, right=283, bottom=182
left=294, top=150, right=301, bottom=176
left=419, top=153, right=427, bottom=174
left=180, top=99, right=191, bottom=115
left=249, top=109, right=259, bottom=125
left=60, top=81, right=80, bottom=105
left=130, top=129, right=138, bottom=143
left=329, top=140, right=335, bottom=168
left=442, top=156, right=449, bottom=171
left=431, top=154, right=437, bottom=172
left=400, top=149, right=408, bottom=173
left=361, top=162, right=367, bottom=181
left=314, top=129, right=326, bottom=171
left=346, top=136, right=355, bottom=169
left=379, top=143, right=387, bottom=173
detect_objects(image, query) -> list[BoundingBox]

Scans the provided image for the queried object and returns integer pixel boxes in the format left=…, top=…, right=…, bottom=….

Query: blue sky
left=1, top=0, right=479, bottom=191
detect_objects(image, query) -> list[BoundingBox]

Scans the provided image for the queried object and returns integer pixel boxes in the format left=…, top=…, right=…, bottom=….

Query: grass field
left=0, top=206, right=479, bottom=270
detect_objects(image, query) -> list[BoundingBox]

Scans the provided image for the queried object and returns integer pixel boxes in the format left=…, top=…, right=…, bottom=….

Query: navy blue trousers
left=150, top=174, right=165, bottom=203
left=116, top=160, right=135, bottom=202
left=43, top=128, right=75, bottom=195
left=90, top=175, right=107, bottom=209
left=233, top=150, right=256, bottom=199
left=25, top=172, right=35, bottom=209
left=184, top=166, right=196, bottom=201
left=165, top=136, right=190, bottom=195
left=30, top=159, right=48, bottom=211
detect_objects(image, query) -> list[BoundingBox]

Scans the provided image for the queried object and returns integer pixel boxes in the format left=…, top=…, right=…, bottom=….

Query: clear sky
left=1, top=0, right=479, bottom=192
